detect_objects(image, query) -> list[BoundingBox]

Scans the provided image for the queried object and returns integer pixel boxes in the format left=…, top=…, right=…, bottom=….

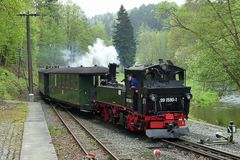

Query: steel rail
left=68, top=111, right=120, bottom=160
left=51, top=105, right=88, bottom=154
left=161, top=138, right=240, bottom=160
left=179, top=138, right=240, bottom=160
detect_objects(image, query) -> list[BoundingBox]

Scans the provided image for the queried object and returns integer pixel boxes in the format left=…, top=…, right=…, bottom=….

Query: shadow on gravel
left=69, top=107, right=148, bottom=140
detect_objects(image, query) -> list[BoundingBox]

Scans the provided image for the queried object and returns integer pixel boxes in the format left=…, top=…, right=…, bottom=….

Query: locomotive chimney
left=108, top=63, right=117, bottom=81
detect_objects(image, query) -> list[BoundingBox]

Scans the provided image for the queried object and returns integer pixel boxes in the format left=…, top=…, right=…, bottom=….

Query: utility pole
left=17, top=43, right=23, bottom=79
left=17, top=11, right=40, bottom=102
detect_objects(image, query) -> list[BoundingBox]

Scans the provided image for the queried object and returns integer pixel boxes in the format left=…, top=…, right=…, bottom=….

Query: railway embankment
left=0, top=101, right=28, bottom=160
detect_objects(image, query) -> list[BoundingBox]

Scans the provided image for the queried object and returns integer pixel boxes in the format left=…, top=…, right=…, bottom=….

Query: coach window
left=58, top=74, right=60, bottom=88
left=72, top=75, right=75, bottom=90
left=68, top=74, right=71, bottom=89
left=64, top=75, right=66, bottom=89
left=70, top=74, right=73, bottom=90
left=70, top=74, right=73, bottom=89
left=54, top=74, right=57, bottom=87
left=57, top=74, right=59, bottom=89
left=74, top=75, right=77, bottom=90
left=66, top=74, right=69, bottom=89
left=73, top=75, right=76, bottom=90
left=60, top=74, right=62, bottom=89
left=75, top=75, right=78, bottom=90
left=69, top=75, right=71, bottom=89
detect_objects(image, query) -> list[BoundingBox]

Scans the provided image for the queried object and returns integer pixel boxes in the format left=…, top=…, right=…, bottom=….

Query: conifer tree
left=113, top=5, right=136, bottom=67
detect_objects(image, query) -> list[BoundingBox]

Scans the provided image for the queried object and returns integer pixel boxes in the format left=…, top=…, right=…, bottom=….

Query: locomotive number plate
left=160, top=98, right=177, bottom=103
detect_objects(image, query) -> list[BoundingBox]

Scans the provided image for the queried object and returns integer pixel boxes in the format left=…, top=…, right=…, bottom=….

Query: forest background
left=0, top=0, right=239, bottom=106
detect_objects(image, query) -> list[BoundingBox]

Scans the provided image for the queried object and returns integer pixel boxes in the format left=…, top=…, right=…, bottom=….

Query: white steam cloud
left=63, top=38, right=119, bottom=67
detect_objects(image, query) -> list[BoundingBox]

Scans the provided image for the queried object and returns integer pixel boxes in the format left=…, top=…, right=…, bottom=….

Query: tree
left=90, top=13, right=114, bottom=38
left=0, top=0, right=28, bottom=66
left=35, top=0, right=66, bottom=66
left=156, top=0, right=240, bottom=88
left=113, top=5, right=136, bottom=67
left=135, top=25, right=170, bottom=64
left=129, top=4, right=162, bottom=34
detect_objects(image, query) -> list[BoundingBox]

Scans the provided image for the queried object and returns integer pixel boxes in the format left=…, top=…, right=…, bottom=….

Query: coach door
left=44, top=73, right=49, bottom=96
left=79, top=75, right=93, bottom=105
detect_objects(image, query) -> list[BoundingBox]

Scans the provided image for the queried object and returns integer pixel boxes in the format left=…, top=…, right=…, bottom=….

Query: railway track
left=160, top=138, right=240, bottom=160
left=52, top=105, right=119, bottom=160
left=51, top=103, right=240, bottom=160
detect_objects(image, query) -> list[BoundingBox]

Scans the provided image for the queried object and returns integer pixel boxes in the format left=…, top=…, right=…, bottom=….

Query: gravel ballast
left=41, top=102, right=85, bottom=160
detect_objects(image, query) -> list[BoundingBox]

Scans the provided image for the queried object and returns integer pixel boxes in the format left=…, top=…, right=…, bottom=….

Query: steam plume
left=63, top=38, right=119, bottom=67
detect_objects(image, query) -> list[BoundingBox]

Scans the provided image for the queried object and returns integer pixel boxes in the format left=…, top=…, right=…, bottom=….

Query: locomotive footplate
left=146, top=127, right=189, bottom=138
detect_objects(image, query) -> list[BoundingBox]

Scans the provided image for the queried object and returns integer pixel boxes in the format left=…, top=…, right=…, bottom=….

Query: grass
left=0, top=103, right=28, bottom=123
left=48, top=126, right=67, bottom=136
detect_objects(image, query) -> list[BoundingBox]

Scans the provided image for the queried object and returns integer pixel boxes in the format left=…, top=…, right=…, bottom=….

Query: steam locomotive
left=39, top=59, right=192, bottom=138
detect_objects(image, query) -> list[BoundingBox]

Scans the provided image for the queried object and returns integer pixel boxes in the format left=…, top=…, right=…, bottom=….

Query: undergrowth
left=0, top=67, right=28, bottom=100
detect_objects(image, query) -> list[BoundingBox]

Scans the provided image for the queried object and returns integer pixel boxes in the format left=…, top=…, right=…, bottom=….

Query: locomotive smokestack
left=108, top=63, right=117, bottom=81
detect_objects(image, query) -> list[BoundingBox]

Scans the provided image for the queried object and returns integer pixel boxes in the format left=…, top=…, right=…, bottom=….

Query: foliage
left=91, top=4, right=163, bottom=38
left=0, top=67, right=28, bottom=99
left=156, top=0, right=240, bottom=89
left=90, top=13, right=115, bottom=38
left=129, top=4, right=162, bottom=34
left=188, top=80, right=219, bottom=107
left=113, top=5, right=136, bottom=67
left=90, top=24, right=111, bottom=45
left=0, top=0, right=28, bottom=66
left=135, top=26, right=170, bottom=64
left=35, top=0, right=104, bottom=66
left=155, top=1, right=178, bottom=30
left=35, top=0, right=66, bottom=66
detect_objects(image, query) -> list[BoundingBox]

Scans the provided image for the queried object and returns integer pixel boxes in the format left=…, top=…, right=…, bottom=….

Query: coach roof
left=39, top=66, right=108, bottom=75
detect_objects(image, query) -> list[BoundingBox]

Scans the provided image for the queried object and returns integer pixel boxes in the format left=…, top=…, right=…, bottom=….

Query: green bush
left=188, top=80, right=219, bottom=107
left=0, top=67, right=27, bottom=100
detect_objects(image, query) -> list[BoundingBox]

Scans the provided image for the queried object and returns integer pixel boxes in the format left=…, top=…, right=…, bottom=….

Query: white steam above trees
left=63, top=38, right=119, bottom=67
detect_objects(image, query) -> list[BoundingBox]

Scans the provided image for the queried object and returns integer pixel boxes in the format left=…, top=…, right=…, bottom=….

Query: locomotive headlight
left=150, top=94, right=157, bottom=102
left=186, top=93, right=192, bottom=100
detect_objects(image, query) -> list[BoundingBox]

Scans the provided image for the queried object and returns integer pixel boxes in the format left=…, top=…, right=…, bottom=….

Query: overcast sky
left=60, top=0, right=186, bottom=18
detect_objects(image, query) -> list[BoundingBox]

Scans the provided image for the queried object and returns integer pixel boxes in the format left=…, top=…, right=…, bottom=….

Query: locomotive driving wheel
left=124, top=115, right=129, bottom=129
left=109, top=108, right=117, bottom=124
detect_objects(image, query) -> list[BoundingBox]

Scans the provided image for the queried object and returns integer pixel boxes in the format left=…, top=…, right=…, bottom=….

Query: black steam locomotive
left=39, top=59, right=192, bottom=138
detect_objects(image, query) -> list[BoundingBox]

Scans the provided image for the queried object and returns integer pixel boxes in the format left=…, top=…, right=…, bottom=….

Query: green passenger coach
left=38, top=66, right=108, bottom=110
